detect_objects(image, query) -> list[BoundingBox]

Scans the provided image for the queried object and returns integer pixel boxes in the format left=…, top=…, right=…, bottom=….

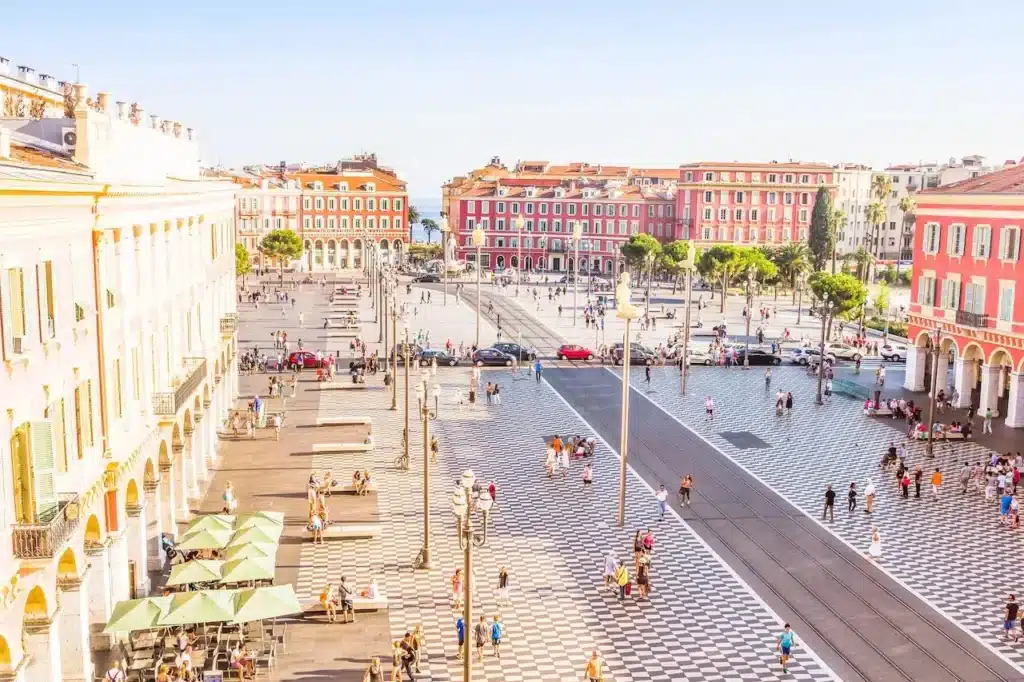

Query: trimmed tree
left=235, top=242, right=252, bottom=284
left=808, top=271, right=868, bottom=340
left=808, top=186, right=835, bottom=271
left=420, top=217, right=439, bottom=243
left=660, top=240, right=694, bottom=293
left=697, top=245, right=764, bottom=313
left=259, top=229, right=303, bottom=282
left=407, top=205, right=421, bottom=244
left=620, top=234, right=662, bottom=287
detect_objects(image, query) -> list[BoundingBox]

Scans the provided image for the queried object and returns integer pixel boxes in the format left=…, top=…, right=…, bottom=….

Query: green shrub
left=863, top=316, right=907, bottom=338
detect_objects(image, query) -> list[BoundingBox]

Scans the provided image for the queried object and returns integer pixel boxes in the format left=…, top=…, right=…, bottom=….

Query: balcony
left=12, top=494, right=80, bottom=559
left=152, top=357, right=207, bottom=417
left=238, top=209, right=259, bottom=217
left=956, top=310, right=989, bottom=328
left=220, top=313, right=238, bottom=335
left=273, top=209, right=297, bottom=217
left=549, top=244, right=566, bottom=253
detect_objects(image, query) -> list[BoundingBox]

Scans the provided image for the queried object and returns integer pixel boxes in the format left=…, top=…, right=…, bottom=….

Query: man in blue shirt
left=534, top=359, right=542, bottom=382
left=777, top=623, right=796, bottom=674
left=456, top=616, right=465, bottom=660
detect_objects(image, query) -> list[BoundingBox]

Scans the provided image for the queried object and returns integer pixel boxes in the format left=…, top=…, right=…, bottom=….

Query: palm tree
left=772, top=243, right=811, bottom=302
left=896, top=195, right=916, bottom=273
left=828, top=208, right=847, bottom=273
left=869, top=174, right=892, bottom=258
left=866, top=201, right=887, bottom=264
left=407, top=205, right=421, bottom=243
left=843, top=247, right=875, bottom=284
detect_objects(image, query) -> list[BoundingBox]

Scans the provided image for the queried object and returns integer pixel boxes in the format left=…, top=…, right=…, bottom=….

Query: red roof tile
left=923, top=163, right=1024, bottom=195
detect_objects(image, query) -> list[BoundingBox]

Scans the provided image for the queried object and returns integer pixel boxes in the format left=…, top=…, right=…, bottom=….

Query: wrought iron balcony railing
left=12, top=494, right=80, bottom=559
left=220, top=314, right=238, bottom=335
left=955, top=310, right=989, bottom=328
left=152, top=358, right=207, bottom=417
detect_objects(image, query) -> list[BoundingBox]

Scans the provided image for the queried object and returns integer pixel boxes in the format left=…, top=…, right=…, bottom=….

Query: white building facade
left=0, top=83, right=237, bottom=681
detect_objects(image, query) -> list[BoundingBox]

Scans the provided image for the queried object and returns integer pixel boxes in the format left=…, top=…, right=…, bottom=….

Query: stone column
left=126, top=500, right=150, bottom=596
left=108, top=531, right=131, bottom=605
left=346, top=247, right=353, bottom=269
left=58, top=573, right=93, bottom=682
left=23, top=614, right=62, bottom=682
left=192, top=415, right=208, bottom=484
left=951, top=357, right=974, bottom=408
left=178, top=445, right=193, bottom=519
left=85, top=544, right=113, bottom=652
left=145, top=481, right=165, bottom=572
left=933, top=354, right=950, bottom=399
left=205, top=403, right=218, bottom=465
left=904, top=346, right=927, bottom=391
left=1005, top=372, right=1024, bottom=428
left=999, top=366, right=1011, bottom=398
left=162, top=461, right=178, bottom=537
left=979, top=364, right=1003, bottom=418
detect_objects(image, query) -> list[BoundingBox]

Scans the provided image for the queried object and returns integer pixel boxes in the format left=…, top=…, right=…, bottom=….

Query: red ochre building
left=442, top=158, right=837, bottom=272
left=905, top=160, right=1024, bottom=428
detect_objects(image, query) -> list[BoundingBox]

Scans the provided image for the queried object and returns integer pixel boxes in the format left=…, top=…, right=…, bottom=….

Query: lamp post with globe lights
left=515, top=215, right=525, bottom=296
left=678, top=245, right=696, bottom=394
left=616, top=273, right=640, bottom=527
left=572, top=220, right=582, bottom=326
left=453, top=469, right=487, bottom=680
left=472, top=226, right=485, bottom=349
left=441, top=217, right=450, bottom=306
left=414, top=374, right=438, bottom=569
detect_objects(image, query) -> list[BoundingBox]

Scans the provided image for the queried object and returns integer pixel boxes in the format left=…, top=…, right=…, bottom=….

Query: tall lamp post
left=795, top=273, right=804, bottom=326
left=441, top=217, right=449, bottom=306
left=743, top=269, right=754, bottom=368
left=390, top=287, right=398, bottom=411
left=926, top=329, right=943, bottom=457
left=815, top=300, right=834, bottom=405
left=679, top=246, right=696, bottom=394
left=472, top=226, right=485, bottom=349
left=454, top=469, right=486, bottom=681
left=416, top=375, right=437, bottom=568
left=616, top=273, right=640, bottom=527
left=572, top=221, right=582, bottom=326
left=403, top=323, right=410, bottom=459
left=515, top=215, right=525, bottom=297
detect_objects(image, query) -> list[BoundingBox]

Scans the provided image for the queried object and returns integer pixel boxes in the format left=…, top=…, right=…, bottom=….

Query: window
left=315, top=217, right=323, bottom=230
left=380, top=198, right=388, bottom=211
left=946, top=223, right=966, bottom=256
left=749, top=228, right=758, bottom=242
left=394, top=217, right=402, bottom=231
left=394, top=198, right=403, bottom=211
left=767, top=228, right=774, bottom=241
left=767, top=192, right=777, bottom=205
left=734, top=227, right=744, bottom=242
left=685, top=172, right=694, bottom=182
left=923, top=222, right=941, bottom=254
left=496, top=201, right=506, bottom=213
left=999, top=285, right=1015, bottom=322
left=381, top=217, right=390, bottom=230
left=800, top=174, right=809, bottom=184
left=131, top=345, right=141, bottom=400
left=552, top=203, right=562, bottom=215
left=703, top=208, right=713, bottom=221
left=750, top=208, right=759, bottom=222
left=632, top=205, right=640, bottom=218
left=540, top=220, right=548, bottom=232
left=752, top=173, right=761, bottom=183
left=783, top=227, right=792, bottom=241
left=328, top=216, right=336, bottom=230
left=1000, top=226, right=1020, bottom=261
left=817, top=174, right=825, bottom=184
left=719, top=208, right=728, bottom=221
left=480, top=200, right=489, bottom=212
left=704, top=191, right=713, bottom=203
left=799, top=209, right=809, bottom=223
left=619, top=205, right=628, bottom=217
left=720, top=190, right=729, bottom=203
left=341, top=198, right=349, bottom=211
left=315, top=198, right=324, bottom=211
left=666, top=206, right=673, bottom=217
left=594, top=204, right=603, bottom=216
left=539, top=203, right=549, bottom=215
left=972, top=225, right=992, bottom=258
left=964, top=282, right=985, bottom=314
left=593, top=220, right=602, bottom=233
left=568, top=204, right=577, bottom=216
left=800, top=193, right=810, bottom=205
left=368, top=198, right=377, bottom=211
left=303, top=217, right=311, bottom=230
left=38, top=261, right=55, bottom=340
left=704, top=172, right=714, bottom=182
left=618, top=220, right=627, bottom=235
left=784, top=174, right=794, bottom=183
left=354, top=198, right=363, bottom=211
left=735, top=191, right=745, bottom=203
left=582, top=204, right=589, bottom=216
left=702, top=227, right=713, bottom=240
left=496, top=218, right=505, bottom=231
left=648, top=205, right=656, bottom=217
left=607, top=204, right=615, bottom=215
left=917, top=276, right=937, bottom=306
left=525, top=203, right=534, bottom=214
left=511, top=202, right=520, bottom=214
left=5, top=267, right=27, bottom=349
left=735, top=208, right=744, bottom=221
left=767, top=208, right=777, bottom=221
left=303, top=197, right=311, bottom=210
left=940, top=279, right=961, bottom=310
left=768, top=173, right=778, bottom=183
left=783, top=192, right=794, bottom=205
left=720, top=172, right=730, bottom=183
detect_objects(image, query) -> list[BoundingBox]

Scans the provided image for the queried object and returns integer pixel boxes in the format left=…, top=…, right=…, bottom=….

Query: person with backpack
left=490, top=615, right=504, bottom=658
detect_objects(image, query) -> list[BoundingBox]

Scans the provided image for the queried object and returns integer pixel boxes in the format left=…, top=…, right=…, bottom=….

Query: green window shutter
left=29, top=421, right=58, bottom=520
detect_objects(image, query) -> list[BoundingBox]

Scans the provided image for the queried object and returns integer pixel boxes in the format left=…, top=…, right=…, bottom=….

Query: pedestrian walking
left=534, top=358, right=542, bottom=382
left=776, top=624, right=796, bottom=675
left=582, top=463, right=594, bottom=489
left=901, top=471, right=911, bottom=498
left=931, top=468, right=943, bottom=499
left=679, top=473, right=693, bottom=505
left=848, top=482, right=857, bottom=512
left=705, top=396, right=715, bottom=421
left=823, top=485, right=835, bottom=521
left=399, top=633, right=416, bottom=680
left=473, top=616, right=487, bottom=661
left=490, top=616, right=504, bottom=658
left=914, top=465, right=923, bottom=498
left=867, top=527, right=883, bottom=562
left=614, top=561, right=629, bottom=600
left=455, top=617, right=465, bottom=660
left=497, top=567, right=510, bottom=606
left=584, top=651, right=605, bottom=682
left=558, top=445, right=570, bottom=480
left=984, top=408, right=994, bottom=434
left=644, top=365, right=651, bottom=384
left=655, top=484, right=668, bottom=520
left=603, top=550, right=618, bottom=589
left=1004, top=595, right=1020, bottom=642
left=865, top=479, right=876, bottom=513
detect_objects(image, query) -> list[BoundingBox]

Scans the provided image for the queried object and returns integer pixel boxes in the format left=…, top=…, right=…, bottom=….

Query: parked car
left=491, top=342, right=537, bottom=361
left=789, top=348, right=821, bottom=366
left=881, top=343, right=909, bottom=362
left=418, top=349, right=459, bottom=367
left=287, top=351, right=320, bottom=369
left=472, top=348, right=514, bottom=367
left=686, top=348, right=714, bottom=366
left=413, top=273, right=441, bottom=283
left=736, top=348, right=782, bottom=365
left=557, top=344, right=595, bottom=361
left=558, top=274, right=578, bottom=283
left=825, top=343, right=863, bottom=361
left=611, top=343, right=655, bottom=366
left=390, top=342, right=425, bottom=364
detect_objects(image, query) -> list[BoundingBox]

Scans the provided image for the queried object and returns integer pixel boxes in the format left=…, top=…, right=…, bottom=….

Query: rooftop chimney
left=115, top=101, right=127, bottom=120
left=0, top=57, right=9, bottom=75
left=17, top=65, right=36, bottom=84
left=39, top=74, right=56, bottom=90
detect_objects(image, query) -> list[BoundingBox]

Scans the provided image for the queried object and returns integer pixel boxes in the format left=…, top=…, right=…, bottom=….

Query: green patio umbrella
left=231, top=585, right=302, bottom=624
left=105, top=596, right=171, bottom=633
left=176, top=528, right=232, bottom=551
left=220, top=557, right=275, bottom=584
left=226, top=526, right=281, bottom=547
left=167, top=559, right=224, bottom=587
left=234, top=511, right=284, bottom=529
left=159, top=590, right=236, bottom=627
left=222, top=542, right=277, bottom=561
left=185, top=514, right=234, bottom=535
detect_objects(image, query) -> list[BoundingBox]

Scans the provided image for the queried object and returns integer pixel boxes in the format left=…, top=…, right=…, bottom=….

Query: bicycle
left=394, top=452, right=409, bottom=471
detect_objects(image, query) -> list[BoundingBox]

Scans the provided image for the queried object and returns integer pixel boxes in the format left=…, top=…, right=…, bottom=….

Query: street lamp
left=389, top=282, right=398, bottom=411
left=416, top=376, right=438, bottom=569
left=615, top=274, right=640, bottom=528
left=572, top=220, right=582, bottom=326
left=815, top=300, right=834, bottom=405
left=472, top=226, right=485, bottom=349
left=403, top=322, right=410, bottom=459
left=795, top=273, right=804, bottom=326
left=515, top=215, right=525, bottom=297
left=441, top=216, right=450, bottom=306
left=743, top=269, right=754, bottom=368
left=926, top=329, right=943, bottom=457
left=679, top=245, right=696, bottom=394
left=453, top=469, right=486, bottom=681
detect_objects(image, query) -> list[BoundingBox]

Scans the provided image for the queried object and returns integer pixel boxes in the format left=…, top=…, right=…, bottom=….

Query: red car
left=287, top=351, right=320, bottom=369
left=557, top=344, right=595, bottom=361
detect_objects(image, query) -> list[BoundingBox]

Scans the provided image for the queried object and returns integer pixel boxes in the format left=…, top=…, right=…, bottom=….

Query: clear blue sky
left=4, top=1, right=1021, bottom=201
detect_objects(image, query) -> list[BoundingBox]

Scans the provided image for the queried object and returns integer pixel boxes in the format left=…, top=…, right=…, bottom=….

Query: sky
left=3, top=1, right=1022, bottom=201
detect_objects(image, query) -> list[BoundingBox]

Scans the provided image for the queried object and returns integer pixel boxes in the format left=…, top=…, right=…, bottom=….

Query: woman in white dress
left=867, top=527, right=882, bottom=561
left=558, top=445, right=571, bottom=479
left=544, top=446, right=557, bottom=479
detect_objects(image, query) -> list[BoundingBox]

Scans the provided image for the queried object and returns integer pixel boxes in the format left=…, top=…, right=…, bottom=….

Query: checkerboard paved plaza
left=630, top=363, right=1024, bottom=670
left=296, top=360, right=836, bottom=681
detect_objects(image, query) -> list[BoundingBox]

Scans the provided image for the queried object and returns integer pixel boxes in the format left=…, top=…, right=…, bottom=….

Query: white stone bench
left=340, top=482, right=378, bottom=494
left=319, top=383, right=369, bottom=390
left=305, top=594, right=389, bottom=613
left=323, top=523, right=381, bottom=539
left=864, top=407, right=893, bottom=417
left=316, top=416, right=372, bottom=427
left=312, top=442, right=372, bottom=453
